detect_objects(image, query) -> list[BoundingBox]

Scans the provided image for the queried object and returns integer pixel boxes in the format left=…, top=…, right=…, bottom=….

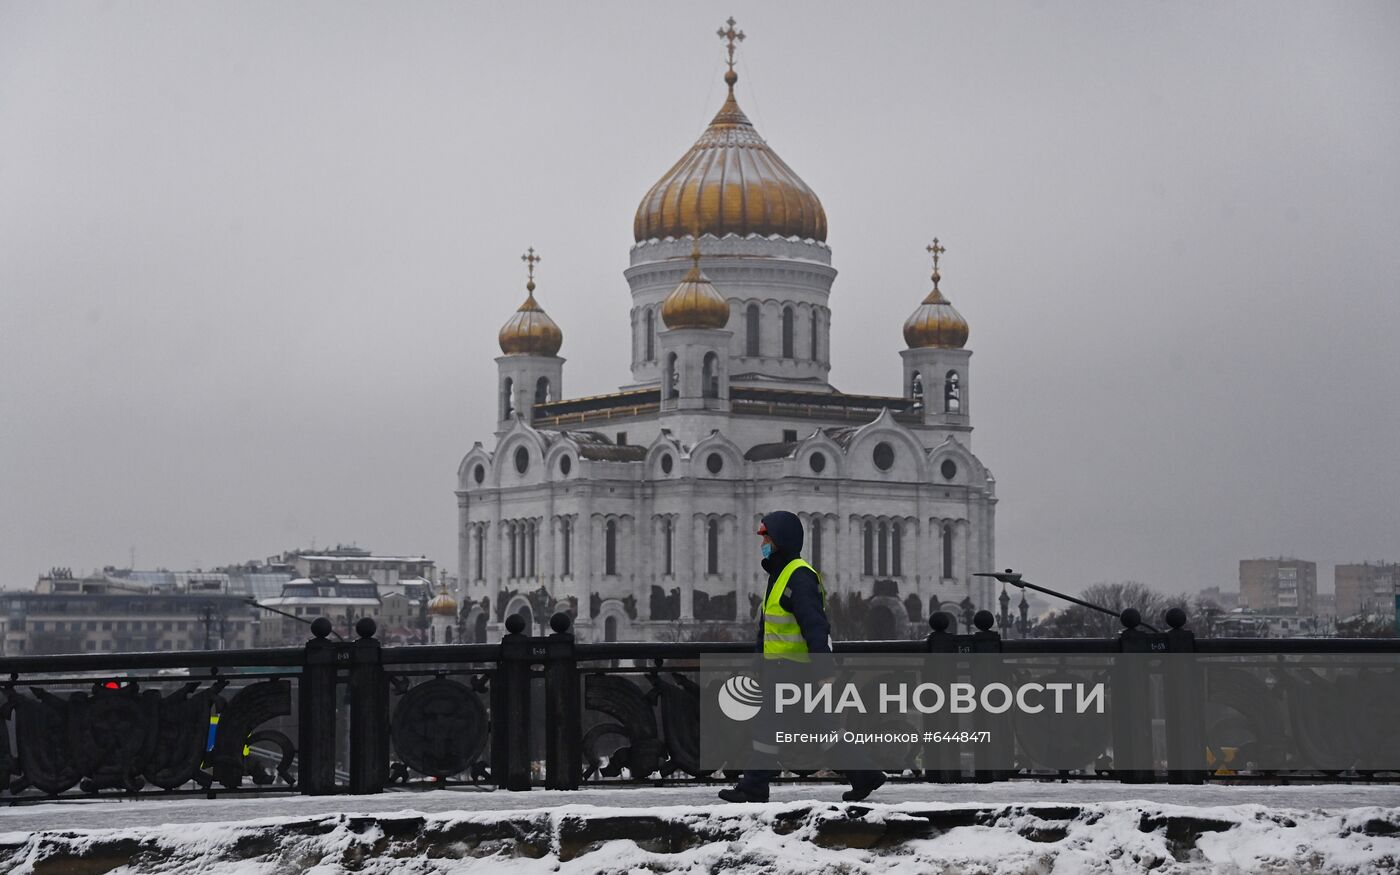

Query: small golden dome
left=634, top=65, right=826, bottom=243
left=903, top=288, right=969, bottom=349
left=498, top=248, right=563, bottom=356
left=903, top=238, right=969, bottom=349
left=427, top=584, right=458, bottom=617
left=661, top=241, right=730, bottom=329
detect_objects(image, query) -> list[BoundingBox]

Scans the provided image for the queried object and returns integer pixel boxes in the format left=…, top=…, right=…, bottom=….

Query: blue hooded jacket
left=757, top=510, right=832, bottom=654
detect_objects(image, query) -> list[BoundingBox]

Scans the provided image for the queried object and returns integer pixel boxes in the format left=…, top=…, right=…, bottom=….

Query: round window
left=514, top=446, right=529, bottom=474
left=559, top=455, right=572, bottom=476
left=660, top=453, right=673, bottom=474
left=706, top=453, right=724, bottom=475
left=809, top=452, right=827, bottom=474
left=473, top=464, right=485, bottom=485
left=873, top=442, right=895, bottom=471
left=941, top=459, right=957, bottom=480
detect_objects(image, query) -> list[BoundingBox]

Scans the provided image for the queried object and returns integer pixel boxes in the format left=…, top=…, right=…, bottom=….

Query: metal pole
left=975, top=570, right=1161, bottom=633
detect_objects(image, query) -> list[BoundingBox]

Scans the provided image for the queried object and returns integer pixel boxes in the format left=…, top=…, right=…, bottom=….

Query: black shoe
left=841, top=771, right=886, bottom=802
left=718, top=786, right=769, bottom=803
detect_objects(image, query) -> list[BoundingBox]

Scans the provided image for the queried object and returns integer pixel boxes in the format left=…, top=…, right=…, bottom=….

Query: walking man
left=718, top=510, right=886, bottom=803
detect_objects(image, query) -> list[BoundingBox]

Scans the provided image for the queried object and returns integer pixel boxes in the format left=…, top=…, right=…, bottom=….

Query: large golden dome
left=903, top=239, right=969, bottom=349
left=498, top=249, right=563, bottom=356
left=661, top=243, right=730, bottom=329
left=634, top=68, right=827, bottom=243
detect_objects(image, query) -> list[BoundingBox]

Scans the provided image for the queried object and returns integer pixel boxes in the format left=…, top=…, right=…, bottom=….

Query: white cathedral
left=455, top=22, right=997, bottom=644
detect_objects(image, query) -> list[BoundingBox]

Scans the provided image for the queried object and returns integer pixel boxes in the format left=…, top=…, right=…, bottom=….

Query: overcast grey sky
left=2, top=2, right=1397, bottom=597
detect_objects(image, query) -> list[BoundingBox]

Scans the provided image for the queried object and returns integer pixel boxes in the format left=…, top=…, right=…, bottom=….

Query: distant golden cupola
left=633, top=20, right=827, bottom=243
left=661, top=240, right=731, bottom=329
left=498, top=247, right=563, bottom=356
left=903, top=238, right=969, bottom=349
left=427, top=584, right=458, bottom=618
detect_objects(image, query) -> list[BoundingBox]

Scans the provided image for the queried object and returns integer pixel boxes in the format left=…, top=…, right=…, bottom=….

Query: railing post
left=349, top=617, right=389, bottom=795
left=1162, top=608, right=1206, bottom=784
left=969, top=610, right=1012, bottom=783
left=544, top=612, right=581, bottom=790
left=299, top=618, right=339, bottom=795
left=491, top=613, right=533, bottom=791
left=923, top=613, right=960, bottom=783
left=1113, top=609, right=1156, bottom=784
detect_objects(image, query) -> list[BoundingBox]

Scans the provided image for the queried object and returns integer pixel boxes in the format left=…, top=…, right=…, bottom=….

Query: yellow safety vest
left=762, top=558, right=826, bottom=662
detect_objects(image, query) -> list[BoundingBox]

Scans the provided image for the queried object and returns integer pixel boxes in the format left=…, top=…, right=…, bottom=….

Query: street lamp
left=959, top=596, right=976, bottom=633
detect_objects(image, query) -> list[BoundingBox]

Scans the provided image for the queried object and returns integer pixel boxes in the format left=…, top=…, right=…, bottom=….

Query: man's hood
left=761, top=510, right=804, bottom=559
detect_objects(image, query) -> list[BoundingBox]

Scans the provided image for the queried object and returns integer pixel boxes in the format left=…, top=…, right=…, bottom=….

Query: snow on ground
left=0, top=783, right=1398, bottom=874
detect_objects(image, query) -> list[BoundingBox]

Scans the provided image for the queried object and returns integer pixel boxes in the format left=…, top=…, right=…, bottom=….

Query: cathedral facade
left=456, top=25, right=997, bottom=643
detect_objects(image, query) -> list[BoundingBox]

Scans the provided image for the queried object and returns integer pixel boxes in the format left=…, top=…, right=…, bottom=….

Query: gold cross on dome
left=926, top=238, right=946, bottom=272
left=717, top=16, right=745, bottom=71
left=521, top=247, right=541, bottom=289
left=926, top=238, right=946, bottom=289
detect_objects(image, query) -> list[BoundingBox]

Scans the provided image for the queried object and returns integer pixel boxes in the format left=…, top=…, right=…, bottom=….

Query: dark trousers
left=735, top=660, right=882, bottom=795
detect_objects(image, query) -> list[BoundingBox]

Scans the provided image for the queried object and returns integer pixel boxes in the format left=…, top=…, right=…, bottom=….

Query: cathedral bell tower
left=657, top=239, right=731, bottom=436
left=900, top=238, right=972, bottom=432
left=496, top=247, right=564, bottom=435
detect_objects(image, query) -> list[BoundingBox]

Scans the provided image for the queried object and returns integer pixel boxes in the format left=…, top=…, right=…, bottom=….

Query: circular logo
left=717, top=674, right=763, bottom=722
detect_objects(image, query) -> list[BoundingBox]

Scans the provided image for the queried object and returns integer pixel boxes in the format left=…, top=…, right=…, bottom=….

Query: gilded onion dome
left=633, top=27, right=826, bottom=243
left=427, top=584, right=458, bottom=618
left=903, top=238, right=969, bottom=349
left=661, top=240, right=730, bottom=329
left=498, top=248, right=563, bottom=356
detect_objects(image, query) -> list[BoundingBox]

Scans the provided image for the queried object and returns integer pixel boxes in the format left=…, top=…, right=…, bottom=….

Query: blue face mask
left=761, top=542, right=774, bottom=560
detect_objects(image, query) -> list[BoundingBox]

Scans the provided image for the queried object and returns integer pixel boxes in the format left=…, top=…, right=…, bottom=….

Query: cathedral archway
left=702, top=352, right=719, bottom=398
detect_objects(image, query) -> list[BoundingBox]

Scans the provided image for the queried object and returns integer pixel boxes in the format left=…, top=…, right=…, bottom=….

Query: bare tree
left=1036, top=581, right=1183, bottom=638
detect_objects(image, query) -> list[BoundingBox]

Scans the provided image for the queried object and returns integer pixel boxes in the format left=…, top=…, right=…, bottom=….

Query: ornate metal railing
left=2, top=609, right=1397, bottom=801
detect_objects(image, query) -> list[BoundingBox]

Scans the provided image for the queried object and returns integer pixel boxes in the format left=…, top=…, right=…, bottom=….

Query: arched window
left=702, top=352, right=719, bottom=398
left=707, top=519, right=720, bottom=575
left=605, top=520, right=617, bottom=576
left=945, top=371, right=961, bottom=413
left=665, top=353, right=678, bottom=399
left=535, top=377, right=550, bottom=405
left=863, top=522, right=874, bottom=576
left=561, top=517, right=572, bottom=576
left=810, top=517, right=822, bottom=569
left=508, top=523, right=517, bottom=578
left=877, top=521, right=888, bottom=576
left=781, top=307, right=795, bottom=359
left=645, top=308, right=655, bottom=362
left=526, top=520, right=536, bottom=578
left=745, top=304, right=761, bottom=357
left=911, top=371, right=924, bottom=407
left=809, top=309, right=820, bottom=362
left=474, top=527, right=484, bottom=581
left=942, top=522, right=954, bottom=579
left=444, top=626, right=453, bottom=644
left=663, top=517, right=674, bottom=575
left=604, top=615, right=618, bottom=643
left=891, top=522, right=903, bottom=577
left=501, top=377, right=514, bottom=420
